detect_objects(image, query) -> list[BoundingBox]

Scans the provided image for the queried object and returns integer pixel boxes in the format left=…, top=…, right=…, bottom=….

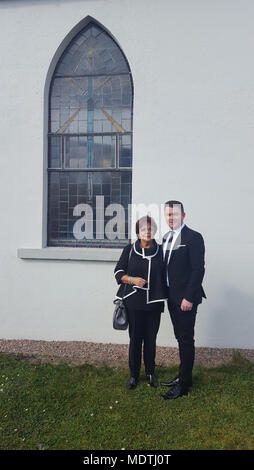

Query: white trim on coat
left=116, top=241, right=166, bottom=304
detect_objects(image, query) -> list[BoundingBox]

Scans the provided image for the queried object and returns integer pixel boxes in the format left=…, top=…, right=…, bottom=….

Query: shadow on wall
left=204, top=286, right=254, bottom=349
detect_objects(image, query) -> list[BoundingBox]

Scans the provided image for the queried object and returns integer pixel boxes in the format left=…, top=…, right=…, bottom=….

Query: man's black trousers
left=127, top=308, right=161, bottom=380
left=168, top=300, right=197, bottom=392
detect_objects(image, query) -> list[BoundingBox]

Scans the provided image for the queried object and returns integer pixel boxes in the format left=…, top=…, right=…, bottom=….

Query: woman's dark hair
left=135, top=215, right=157, bottom=236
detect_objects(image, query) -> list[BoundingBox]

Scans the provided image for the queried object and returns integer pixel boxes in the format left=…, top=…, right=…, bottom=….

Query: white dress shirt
left=163, top=223, right=185, bottom=286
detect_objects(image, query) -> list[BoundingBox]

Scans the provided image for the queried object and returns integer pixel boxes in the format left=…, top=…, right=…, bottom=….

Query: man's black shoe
left=127, top=377, right=137, bottom=390
left=147, top=374, right=157, bottom=387
left=160, top=383, right=188, bottom=400
left=160, top=376, right=179, bottom=387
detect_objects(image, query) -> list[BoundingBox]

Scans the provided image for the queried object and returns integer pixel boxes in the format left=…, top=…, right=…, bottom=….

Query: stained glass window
left=47, top=21, right=133, bottom=247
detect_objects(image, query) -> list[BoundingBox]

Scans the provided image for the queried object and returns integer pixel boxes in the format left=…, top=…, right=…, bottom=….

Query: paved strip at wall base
left=0, top=339, right=254, bottom=368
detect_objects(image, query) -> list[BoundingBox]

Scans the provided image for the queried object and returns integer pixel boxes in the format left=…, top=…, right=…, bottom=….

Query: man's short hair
left=164, top=200, right=185, bottom=214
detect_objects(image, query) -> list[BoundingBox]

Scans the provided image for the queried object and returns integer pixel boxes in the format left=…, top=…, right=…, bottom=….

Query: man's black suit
left=163, top=224, right=206, bottom=392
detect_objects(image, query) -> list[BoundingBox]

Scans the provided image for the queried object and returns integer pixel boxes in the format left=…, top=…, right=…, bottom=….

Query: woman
left=114, top=216, right=167, bottom=389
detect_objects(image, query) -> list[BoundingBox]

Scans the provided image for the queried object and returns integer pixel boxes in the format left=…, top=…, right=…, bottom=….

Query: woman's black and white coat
left=114, top=239, right=167, bottom=311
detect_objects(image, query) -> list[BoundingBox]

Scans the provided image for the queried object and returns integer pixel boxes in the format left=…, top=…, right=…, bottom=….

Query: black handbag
left=113, top=245, right=133, bottom=330
left=113, top=295, right=128, bottom=330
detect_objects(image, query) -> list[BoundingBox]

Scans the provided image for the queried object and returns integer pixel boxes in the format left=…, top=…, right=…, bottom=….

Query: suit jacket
left=163, top=225, right=206, bottom=306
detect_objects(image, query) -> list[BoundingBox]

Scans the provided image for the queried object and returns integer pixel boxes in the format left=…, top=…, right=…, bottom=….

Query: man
left=161, top=200, right=206, bottom=399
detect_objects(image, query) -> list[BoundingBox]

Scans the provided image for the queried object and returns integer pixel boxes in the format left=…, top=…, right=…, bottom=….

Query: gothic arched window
left=47, top=20, right=133, bottom=247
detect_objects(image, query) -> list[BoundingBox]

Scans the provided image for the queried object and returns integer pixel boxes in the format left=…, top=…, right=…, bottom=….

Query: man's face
left=164, top=206, right=185, bottom=230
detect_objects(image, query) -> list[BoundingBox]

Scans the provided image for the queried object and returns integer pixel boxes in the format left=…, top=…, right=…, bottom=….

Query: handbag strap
left=122, top=244, right=133, bottom=297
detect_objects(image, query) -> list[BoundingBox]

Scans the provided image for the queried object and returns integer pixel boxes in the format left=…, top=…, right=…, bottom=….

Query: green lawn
left=0, top=352, right=253, bottom=450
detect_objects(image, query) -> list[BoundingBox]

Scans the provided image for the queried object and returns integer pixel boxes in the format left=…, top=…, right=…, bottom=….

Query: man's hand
left=180, top=298, right=193, bottom=311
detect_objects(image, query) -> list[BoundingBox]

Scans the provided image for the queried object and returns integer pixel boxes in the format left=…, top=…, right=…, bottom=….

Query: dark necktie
left=164, top=231, right=175, bottom=267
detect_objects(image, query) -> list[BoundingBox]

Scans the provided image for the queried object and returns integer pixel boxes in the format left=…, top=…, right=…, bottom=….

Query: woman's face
left=138, top=223, right=155, bottom=241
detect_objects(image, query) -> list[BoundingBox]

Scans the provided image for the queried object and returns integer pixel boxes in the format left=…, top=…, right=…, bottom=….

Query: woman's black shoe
left=147, top=374, right=157, bottom=387
left=127, top=377, right=137, bottom=390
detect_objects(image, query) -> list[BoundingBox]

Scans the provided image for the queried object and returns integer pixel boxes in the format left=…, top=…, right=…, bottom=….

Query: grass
left=0, top=351, right=254, bottom=450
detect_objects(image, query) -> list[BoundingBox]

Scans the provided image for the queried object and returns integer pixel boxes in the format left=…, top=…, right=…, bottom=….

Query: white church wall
left=0, top=0, right=254, bottom=348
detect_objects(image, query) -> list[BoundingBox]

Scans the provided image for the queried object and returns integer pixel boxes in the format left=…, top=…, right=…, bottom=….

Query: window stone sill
left=17, top=247, right=122, bottom=262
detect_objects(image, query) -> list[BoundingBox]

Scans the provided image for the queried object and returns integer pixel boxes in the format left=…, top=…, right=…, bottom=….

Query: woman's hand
left=121, top=275, right=147, bottom=287
left=132, top=277, right=147, bottom=288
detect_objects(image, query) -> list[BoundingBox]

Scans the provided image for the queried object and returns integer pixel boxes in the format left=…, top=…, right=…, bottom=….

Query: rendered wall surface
left=0, top=0, right=254, bottom=348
